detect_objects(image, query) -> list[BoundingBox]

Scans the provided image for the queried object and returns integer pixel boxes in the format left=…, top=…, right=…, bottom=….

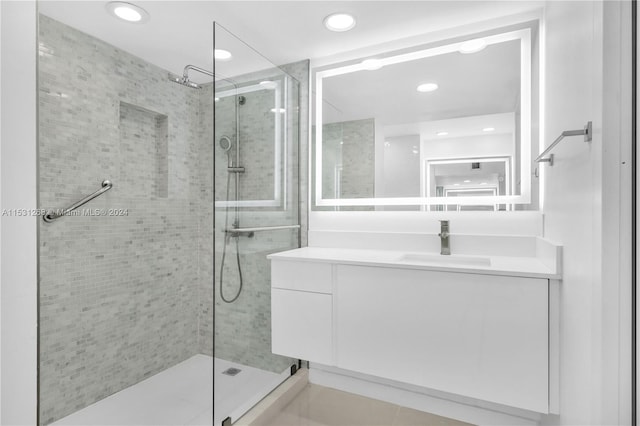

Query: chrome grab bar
left=43, top=180, right=113, bottom=223
left=225, top=224, right=300, bottom=236
left=535, top=121, right=592, bottom=166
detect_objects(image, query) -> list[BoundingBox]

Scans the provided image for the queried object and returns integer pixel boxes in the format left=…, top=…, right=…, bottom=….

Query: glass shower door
left=212, top=23, right=300, bottom=425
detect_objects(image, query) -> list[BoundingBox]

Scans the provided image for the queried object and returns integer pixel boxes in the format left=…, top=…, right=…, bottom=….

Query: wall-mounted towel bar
left=43, top=180, right=113, bottom=223
left=535, top=121, right=592, bottom=166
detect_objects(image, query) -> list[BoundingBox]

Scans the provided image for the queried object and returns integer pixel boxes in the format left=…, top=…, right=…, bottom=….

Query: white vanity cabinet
left=271, top=260, right=333, bottom=364
left=269, top=251, right=556, bottom=413
left=335, top=265, right=549, bottom=413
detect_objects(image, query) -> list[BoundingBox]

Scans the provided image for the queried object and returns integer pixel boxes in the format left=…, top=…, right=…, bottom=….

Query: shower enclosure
left=212, top=23, right=301, bottom=425
left=37, top=8, right=300, bottom=426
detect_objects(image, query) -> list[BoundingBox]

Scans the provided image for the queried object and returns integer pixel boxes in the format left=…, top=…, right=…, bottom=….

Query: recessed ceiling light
left=459, top=38, right=487, bottom=54
left=361, top=59, right=383, bottom=71
left=106, top=2, right=149, bottom=23
left=480, top=182, right=488, bottom=185
left=260, top=81, right=277, bottom=90
left=482, top=127, right=495, bottom=132
left=214, top=49, right=233, bottom=61
left=453, top=183, right=461, bottom=186
left=324, top=13, right=356, bottom=32
left=417, top=83, right=438, bottom=93
left=463, top=180, right=471, bottom=183
left=436, top=131, right=448, bottom=136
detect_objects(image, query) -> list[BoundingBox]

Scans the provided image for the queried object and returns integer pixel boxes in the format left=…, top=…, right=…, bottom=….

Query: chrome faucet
left=439, top=220, right=451, bottom=255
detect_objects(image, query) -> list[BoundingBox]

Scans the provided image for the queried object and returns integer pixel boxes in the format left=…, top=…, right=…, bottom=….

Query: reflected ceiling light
left=384, top=141, right=391, bottom=147
left=480, top=182, right=488, bottom=185
left=417, top=83, right=438, bottom=92
left=106, top=2, right=149, bottom=23
left=436, top=131, right=448, bottom=136
left=259, top=80, right=277, bottom=90
left=453, top=183, right=461, bottom=186
left=324, top=13, right=356, bottom=32
left=214, top=49, right=233, bottom=61
left=361, top=59, right=383, bottom=71
left=270, top=108, right=286, bottom=113
left=214, top=97, right=220, bottom=102
left=412, top=149, right=419, bottom=154
left=459, top=38, right=487, bottom=54
left=463, top=180, right=471, bottom=183
left=482, top=127, right=495, bottom=132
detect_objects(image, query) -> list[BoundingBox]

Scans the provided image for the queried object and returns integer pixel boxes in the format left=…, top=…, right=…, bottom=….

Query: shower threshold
left=214, top=358, right=290, bottom=425
left=51, top=355, right=213, bottom=425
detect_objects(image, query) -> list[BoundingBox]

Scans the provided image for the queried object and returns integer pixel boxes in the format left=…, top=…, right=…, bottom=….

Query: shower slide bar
left=43, top=179, right=112, bottom=223
left=535, top=121, right=592, bottom=166
left=225, top=224, right=300, bottom=236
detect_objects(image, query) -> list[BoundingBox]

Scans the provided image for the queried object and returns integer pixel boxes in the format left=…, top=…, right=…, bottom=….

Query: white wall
left=0, top=1, right=38, bottom=424
left=380, top=135, right=421, bottom=197
left=541, top=1, right=631, bottom=425
left=601, top=1, right=632, bottom=423
left=422, top=134, right=513, bottom=160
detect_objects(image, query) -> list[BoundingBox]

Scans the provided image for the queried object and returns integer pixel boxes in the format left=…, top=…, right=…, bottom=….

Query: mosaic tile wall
left=321, top=118, right=375, bottom=199
left=314, top=118, right=375, bottom=210
left=38, top=14, right=308, bottom=424
left=280, top=60, right=310, bottom=247
left=340, top=118, right=375, bottom=199
left=210, top=63, right=304, bottom=372
left=197, top=83, right=215, bottom=356
left=38, top=15, right=203, bottom=424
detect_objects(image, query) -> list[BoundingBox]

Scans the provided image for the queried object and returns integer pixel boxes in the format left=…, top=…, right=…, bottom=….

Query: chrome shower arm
left=182, top=64, right=214, bottom=79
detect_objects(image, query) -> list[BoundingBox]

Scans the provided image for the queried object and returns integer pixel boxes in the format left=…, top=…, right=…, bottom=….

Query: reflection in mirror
left=313, top=24, right=537, bottom=210
left=427, top=158, right=510, bottom=211
left=215, top=78, right=285, bottom=208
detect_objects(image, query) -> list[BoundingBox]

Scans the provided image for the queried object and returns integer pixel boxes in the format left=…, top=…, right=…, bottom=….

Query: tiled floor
left=260, top=384, right=475, bottom=426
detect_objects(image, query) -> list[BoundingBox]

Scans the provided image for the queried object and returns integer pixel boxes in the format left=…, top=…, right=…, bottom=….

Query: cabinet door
left=271, top=288, right=333, bottom=364
left=335, top=265, right=548, bottom=413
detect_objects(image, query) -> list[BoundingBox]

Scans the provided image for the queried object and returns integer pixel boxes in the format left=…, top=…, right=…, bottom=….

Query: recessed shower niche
left=119, top=102, right=169, bottom=198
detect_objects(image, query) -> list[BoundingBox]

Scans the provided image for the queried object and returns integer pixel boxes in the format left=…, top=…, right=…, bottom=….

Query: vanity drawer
left=272, top=288, right=333, bottom=364
left=271, top=260, right=332, bottom=293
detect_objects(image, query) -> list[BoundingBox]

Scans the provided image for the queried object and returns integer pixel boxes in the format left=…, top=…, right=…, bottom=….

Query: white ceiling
left=38, top=1, right=543, bottom=83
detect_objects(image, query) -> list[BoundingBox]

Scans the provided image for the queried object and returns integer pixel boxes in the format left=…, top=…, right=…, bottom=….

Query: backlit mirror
left=313, top=25, right=538, bottom=210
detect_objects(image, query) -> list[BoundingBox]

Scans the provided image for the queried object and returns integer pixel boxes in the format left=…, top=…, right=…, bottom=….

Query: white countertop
left=268, top=246, right=561, bottom=279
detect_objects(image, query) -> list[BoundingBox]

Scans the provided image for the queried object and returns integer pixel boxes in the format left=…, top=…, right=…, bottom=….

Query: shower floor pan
left=52, top=355, right=213, bottom=425
left=51, top=355, right=287, bottom=426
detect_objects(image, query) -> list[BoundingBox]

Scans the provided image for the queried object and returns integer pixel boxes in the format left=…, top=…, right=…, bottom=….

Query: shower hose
left=219, top=148, right=243, bottom=304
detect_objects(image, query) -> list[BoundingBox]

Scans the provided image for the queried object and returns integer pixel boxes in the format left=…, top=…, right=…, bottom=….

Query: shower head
left=168, top=73, right=201, bottom=89
left=219, top=136, right=233, bottom=152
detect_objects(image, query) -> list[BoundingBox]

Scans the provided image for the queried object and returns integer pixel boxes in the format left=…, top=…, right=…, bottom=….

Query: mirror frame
left=314, top=28, right=532, bottom=207
left=215, top=77, right=288, bottom=208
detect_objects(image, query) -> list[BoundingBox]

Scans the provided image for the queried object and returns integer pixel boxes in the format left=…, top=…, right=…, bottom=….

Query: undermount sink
left=396, top=253, right=491, bottom=267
